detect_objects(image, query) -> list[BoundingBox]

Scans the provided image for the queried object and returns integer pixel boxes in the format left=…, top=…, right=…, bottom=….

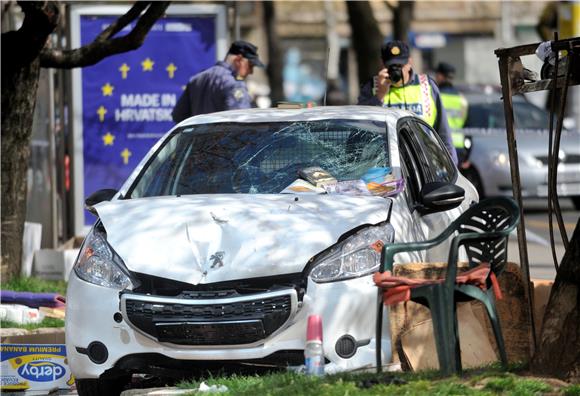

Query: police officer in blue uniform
left=172, top=40, right=265, bottom=122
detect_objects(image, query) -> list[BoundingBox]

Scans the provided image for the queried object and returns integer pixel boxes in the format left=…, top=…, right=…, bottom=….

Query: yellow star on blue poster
left=102, top=132, right=115, bottom=146
left=141, top=57, right=154, bottom=71
left=101, top=83, right=114, bottom=96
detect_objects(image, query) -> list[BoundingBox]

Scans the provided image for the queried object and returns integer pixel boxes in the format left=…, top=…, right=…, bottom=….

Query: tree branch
left=39, top=1, right=170, bottom=69
left=95, top=1, right=151, bottom=42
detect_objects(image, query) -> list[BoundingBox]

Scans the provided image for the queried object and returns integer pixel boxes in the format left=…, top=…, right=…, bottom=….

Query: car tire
left=76, top=376, right=130, bottom=396
left=461, top=167, right=485, bottom=199
left=572, top=196, right=580, bottom=211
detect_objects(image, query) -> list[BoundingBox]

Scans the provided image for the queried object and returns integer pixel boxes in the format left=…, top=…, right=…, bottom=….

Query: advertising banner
left=71, top=6, right=226, bottom=231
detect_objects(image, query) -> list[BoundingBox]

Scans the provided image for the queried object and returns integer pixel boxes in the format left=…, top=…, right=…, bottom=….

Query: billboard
left=70, top=5, right=227, bottom=234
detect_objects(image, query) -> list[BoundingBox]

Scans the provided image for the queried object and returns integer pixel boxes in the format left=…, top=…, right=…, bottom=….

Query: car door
left=395, top=117, right=471, bottom=263
left=388, top=124, right=428, bottom=263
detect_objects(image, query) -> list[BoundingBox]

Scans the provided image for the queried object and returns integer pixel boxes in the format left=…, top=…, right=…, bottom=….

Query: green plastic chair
left=374, top=197, right=520, bottom=375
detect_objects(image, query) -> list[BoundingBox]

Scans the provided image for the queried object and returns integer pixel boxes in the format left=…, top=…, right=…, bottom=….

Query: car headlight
left=464, top=136, right=472, bottom=150
left=309, top=223, right=394, bottom=283
left=74, top=228, right=135, bottom=290
left=493, top=152, right=510, bottom=167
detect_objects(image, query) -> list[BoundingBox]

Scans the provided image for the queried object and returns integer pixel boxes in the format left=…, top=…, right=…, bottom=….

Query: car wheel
left=461, top=167, right=485, bottom=199
left=76, top=376, right=130, bottom=396
left=572, top=196, right=580, bottom=211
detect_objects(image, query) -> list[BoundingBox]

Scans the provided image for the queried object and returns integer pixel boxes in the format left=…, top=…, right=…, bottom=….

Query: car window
left=513, top=101, right=551, bottom=129
left=398, top=132, right=422, bottom=208
left=406, top=120, right=456, bottom=183
left=465, top=99, right=552, bottom=130
left=129, top=119, right=389, bottom=197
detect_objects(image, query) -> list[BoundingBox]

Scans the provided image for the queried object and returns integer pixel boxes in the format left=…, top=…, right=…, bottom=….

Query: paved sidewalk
left=507, top=237, right=562, bottom=280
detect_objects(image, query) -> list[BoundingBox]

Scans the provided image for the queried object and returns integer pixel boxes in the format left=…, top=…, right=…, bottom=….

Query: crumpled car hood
left=95, top=194, right=392, bottom=285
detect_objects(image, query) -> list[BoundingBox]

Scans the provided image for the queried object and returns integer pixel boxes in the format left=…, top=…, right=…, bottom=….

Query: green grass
left=480, top=373, right=552, bottom=395
left=1, top=276, right=67, bottom=296
left=0, top=317, right=65, bottom=330
left=178, top=366, right=577, bottom=395
left=563, top=385, right=580, bottom=396
left=1, top=277, right=66, bottom=329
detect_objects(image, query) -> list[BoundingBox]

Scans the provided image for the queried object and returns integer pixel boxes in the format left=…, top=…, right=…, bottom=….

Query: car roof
left=456, top=85, right=528, bottom=104
left=465, top=93, right=527, bottom=104
left=176, top=105, right=413, bottom=127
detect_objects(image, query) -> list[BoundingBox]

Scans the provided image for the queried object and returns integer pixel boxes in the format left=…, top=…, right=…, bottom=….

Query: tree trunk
left=1, top=58, right=41, bottom=280
left=392, top=1, right=414, bottom=42
left=346, top=1, right=383, bottom=86
left=262, top=1, right=284, bottom=105
left=1, top=2, right=59, bottom=280
left=532, top=218, right=580, bottom=382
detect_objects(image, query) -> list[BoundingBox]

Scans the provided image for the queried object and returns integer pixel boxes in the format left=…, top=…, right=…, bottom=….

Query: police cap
left=381, top=40, right=410, bottom=66
left=436, top=62, right=456, bottom=78
left=228, top=40, right=265, bottom=68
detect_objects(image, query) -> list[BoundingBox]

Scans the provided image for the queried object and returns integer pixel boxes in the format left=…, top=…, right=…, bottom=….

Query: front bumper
left=66, top=271, right=392, bottom=379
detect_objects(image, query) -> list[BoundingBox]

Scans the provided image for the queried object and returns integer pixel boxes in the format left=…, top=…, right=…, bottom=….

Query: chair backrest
left=453, top=197, right=520, bottom=276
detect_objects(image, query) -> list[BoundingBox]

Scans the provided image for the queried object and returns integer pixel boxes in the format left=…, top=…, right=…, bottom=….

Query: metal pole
left=233, top=1, right=240, bottom=41
left=497, top=55, right=537, bottom=353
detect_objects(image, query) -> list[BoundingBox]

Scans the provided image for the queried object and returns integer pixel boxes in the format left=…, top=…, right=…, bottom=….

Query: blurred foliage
left=1, top=317, right=65, bottom=330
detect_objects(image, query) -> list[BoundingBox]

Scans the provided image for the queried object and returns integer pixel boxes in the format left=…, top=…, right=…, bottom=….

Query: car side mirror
left=418, top=182, right=465, bottom=214
left=85, top=189, right=118, bottom=215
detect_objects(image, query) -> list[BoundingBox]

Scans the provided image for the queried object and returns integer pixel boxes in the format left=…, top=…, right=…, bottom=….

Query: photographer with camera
left=358, top=40, right=457, bottom=165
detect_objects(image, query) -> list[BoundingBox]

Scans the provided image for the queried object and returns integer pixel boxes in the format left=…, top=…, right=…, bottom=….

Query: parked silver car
left=458, top=91, right=580, bottom=209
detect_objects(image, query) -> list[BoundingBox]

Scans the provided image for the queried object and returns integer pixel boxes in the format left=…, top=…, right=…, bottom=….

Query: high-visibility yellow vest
left=451, top=131, right=465, bottom=149
left=381, top=74, right=437, bottom=127
left=441, top=91, right=468, bottom=130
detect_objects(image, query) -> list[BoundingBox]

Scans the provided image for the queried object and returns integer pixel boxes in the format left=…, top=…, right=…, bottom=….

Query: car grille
left=535, top=154, right=580, bottom=165
left=121, top=290, right=296, bottom=345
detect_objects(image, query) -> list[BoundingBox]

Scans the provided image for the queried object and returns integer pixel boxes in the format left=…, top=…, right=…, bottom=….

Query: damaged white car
left=66, top=106, right=477, bottom=394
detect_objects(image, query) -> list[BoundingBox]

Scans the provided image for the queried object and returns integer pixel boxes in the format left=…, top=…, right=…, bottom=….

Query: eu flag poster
left=76, top=9, right=224, bottom=228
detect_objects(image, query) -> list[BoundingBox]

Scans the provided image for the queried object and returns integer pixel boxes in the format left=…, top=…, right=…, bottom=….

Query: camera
left=387, top=64, right=403, bottom=84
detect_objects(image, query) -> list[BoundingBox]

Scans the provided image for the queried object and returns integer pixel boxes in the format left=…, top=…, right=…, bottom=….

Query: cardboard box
left=389, top=262, right=531, bottom=364
left=1, top=329, right=72, bottom=392
left=31, top=236, right=84, bottom=281
left=532, top=279, right=554, bottom=335
left=400, top=303, right=498, bottom=371
left=32, top=248, right=80, bottom=281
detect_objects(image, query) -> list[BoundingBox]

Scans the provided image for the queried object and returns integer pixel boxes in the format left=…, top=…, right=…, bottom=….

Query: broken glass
left=129, top=119, right=390, bottom=198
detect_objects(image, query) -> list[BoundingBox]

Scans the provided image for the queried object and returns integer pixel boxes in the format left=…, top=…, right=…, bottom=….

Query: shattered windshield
left=129, top=119, right=389, bottom=197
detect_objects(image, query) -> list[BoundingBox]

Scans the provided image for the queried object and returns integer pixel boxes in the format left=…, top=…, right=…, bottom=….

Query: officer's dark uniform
left=172, top=62, right=252, bottom=122
left=172, top=41, right=264, bottom=123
